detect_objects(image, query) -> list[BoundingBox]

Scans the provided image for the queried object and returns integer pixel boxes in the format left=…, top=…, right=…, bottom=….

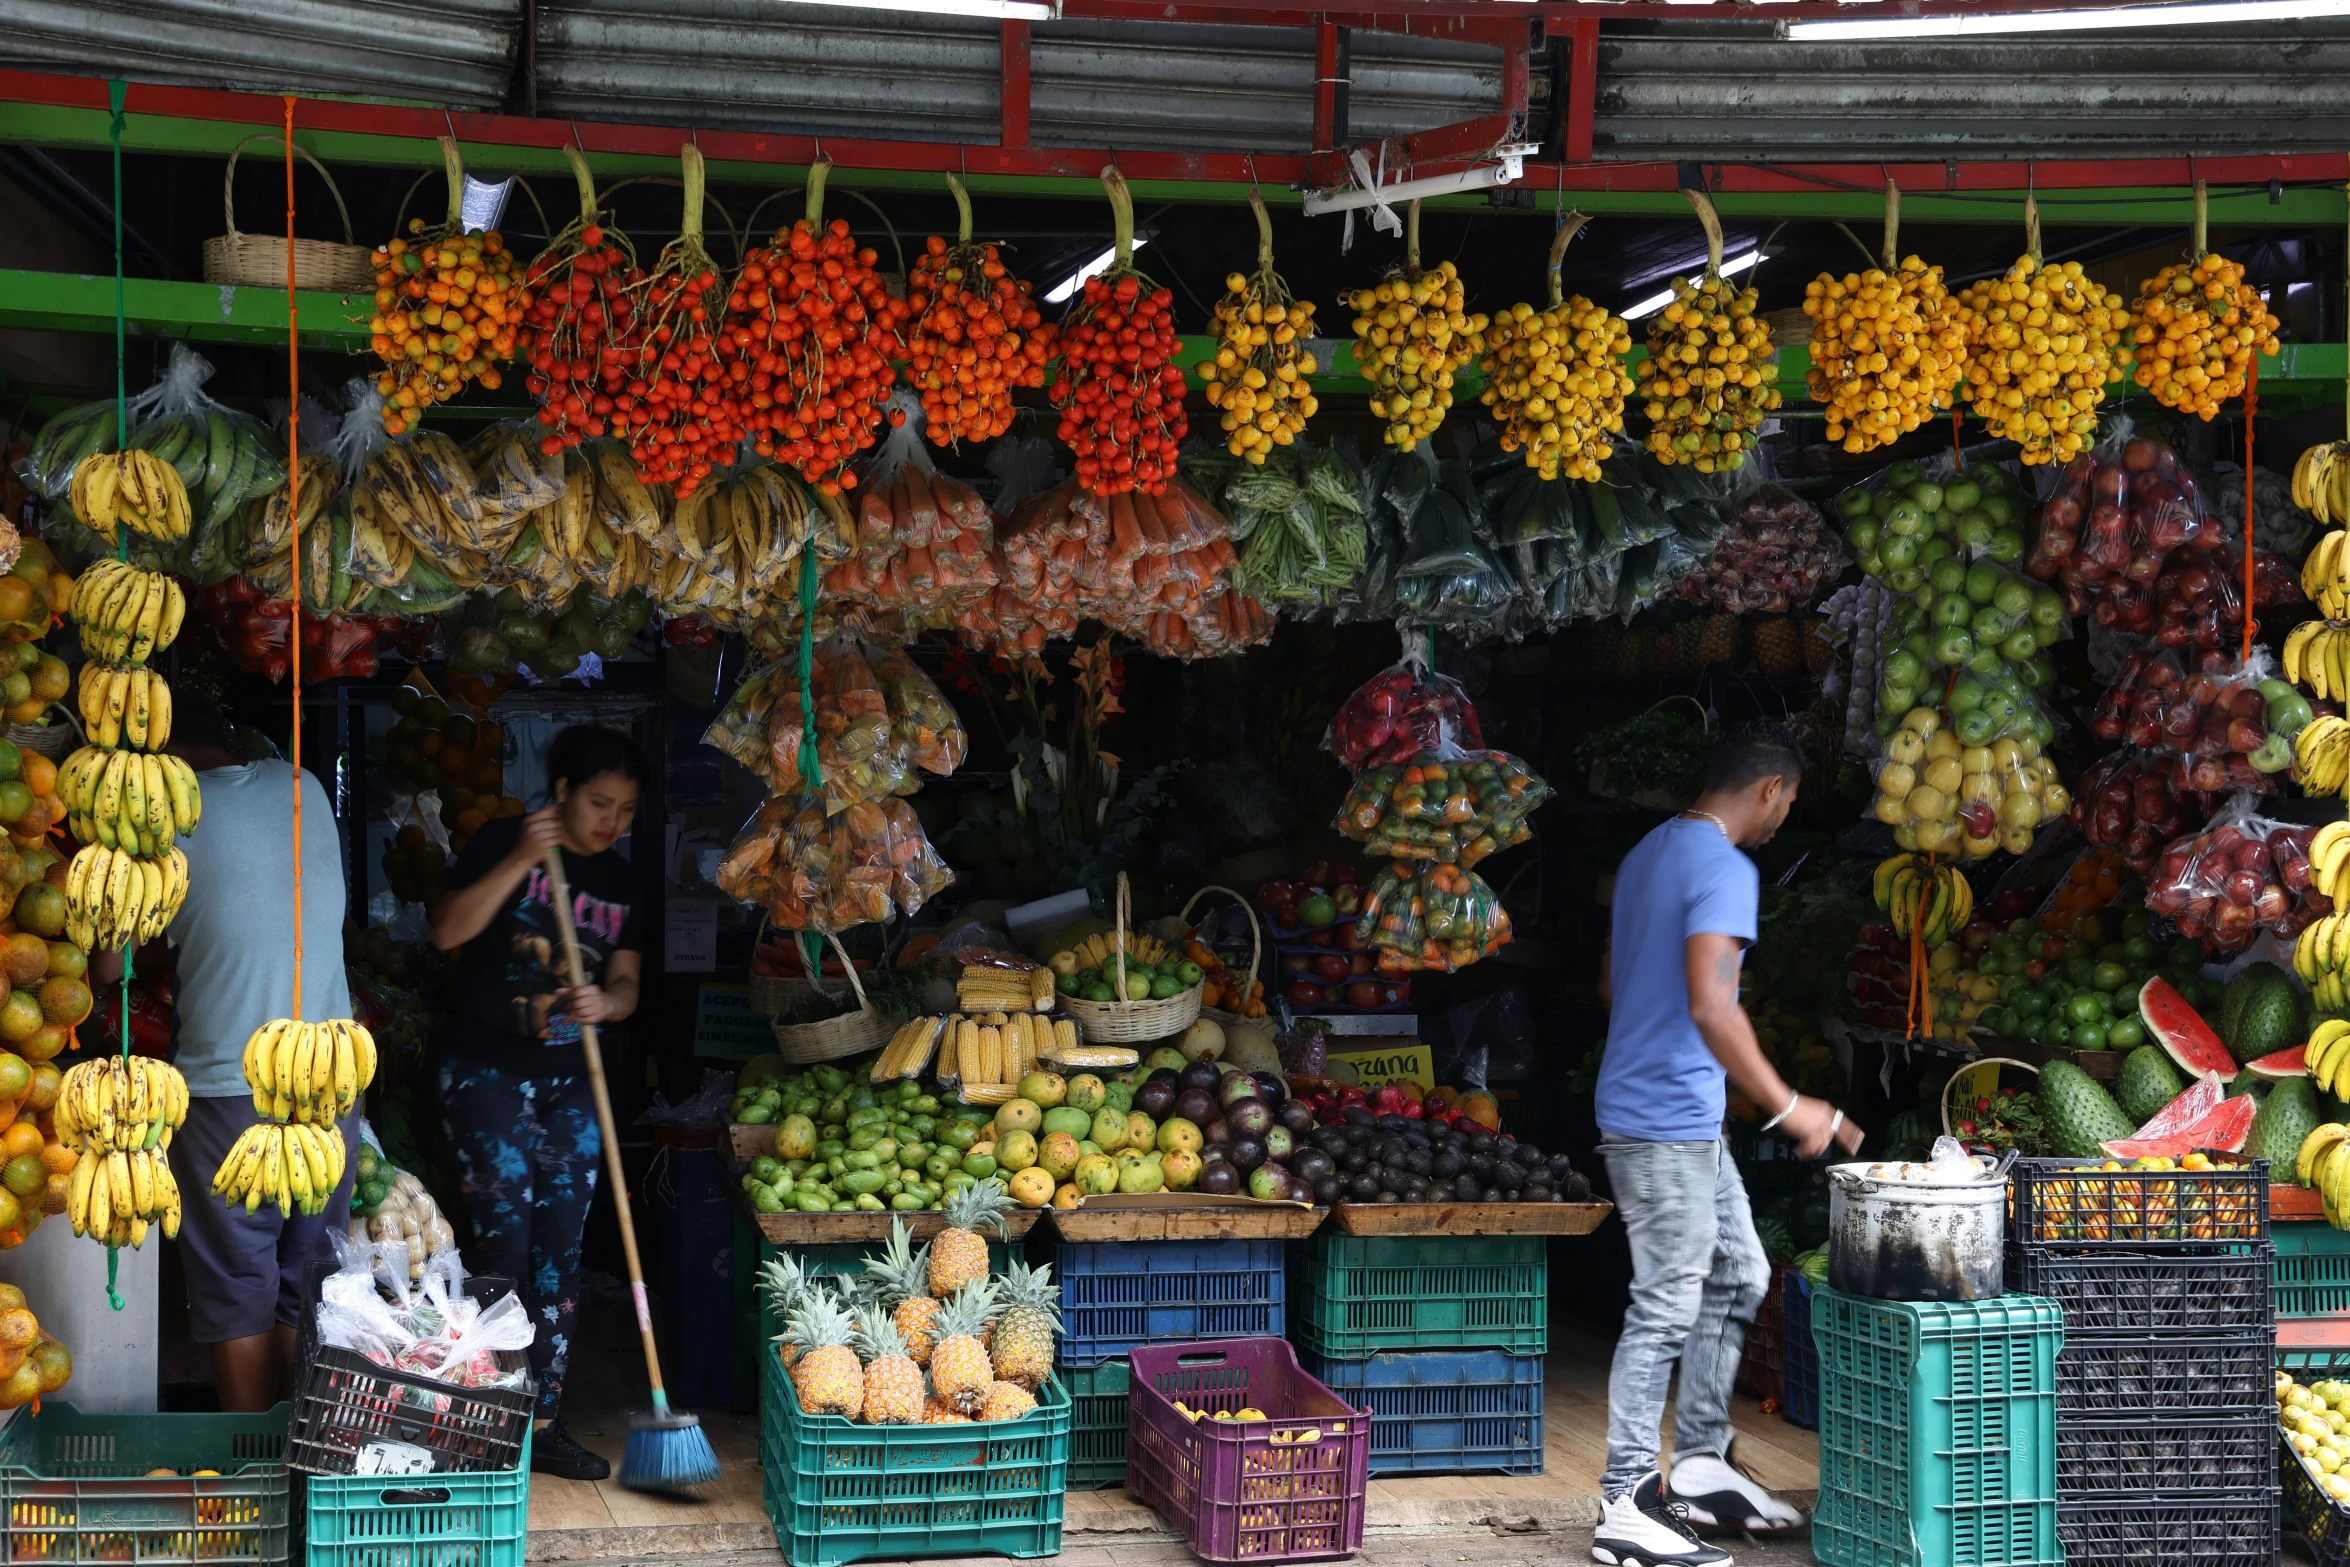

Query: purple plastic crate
left=1127, top=1338, right=1372, bottom=1564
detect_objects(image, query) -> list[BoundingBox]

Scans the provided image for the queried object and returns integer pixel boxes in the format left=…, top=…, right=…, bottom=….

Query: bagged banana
left=465, top=422, right=567, bottom=524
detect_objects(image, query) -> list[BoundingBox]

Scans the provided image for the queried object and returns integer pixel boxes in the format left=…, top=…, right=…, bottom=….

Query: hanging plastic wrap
left=1334, top=751, right=1551, bottom=867
left=715, top=794, right=952, bottom=932
left=1326, top=650, right=1486, bottom=772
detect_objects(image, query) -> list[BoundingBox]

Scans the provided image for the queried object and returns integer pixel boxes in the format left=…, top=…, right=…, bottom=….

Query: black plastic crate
left=287, top=1264, right=536, bottom=1477
left=2006, top=1246, right=2274, bottom=1338
left=2057, top=1495, right=2276, bottom=1567
left=2052, top=1333, right=2273, bottom=1421
left=2010, top=1155, right=2268, bottom=1250
left=2054, top=1411, right=2276, bottom=1500
left=2284, top=1428, right=2350, bottom=1567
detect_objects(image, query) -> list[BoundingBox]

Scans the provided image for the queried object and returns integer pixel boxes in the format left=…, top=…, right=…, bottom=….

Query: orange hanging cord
left=2242, top=356, right=2259, bottom=665
left=283, top=98, right=304, bottom=1006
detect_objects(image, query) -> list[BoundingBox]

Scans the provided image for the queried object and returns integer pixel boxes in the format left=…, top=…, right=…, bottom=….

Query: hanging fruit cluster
left=1954, top=228, right=2132, bottom=465
left=622, top=146, right=745, bottom=498
left=1803, top=189, right=1965, bottom=455
left=516, top=148, right=644, bottom=455
left=731, top=157, right=912, bottom=493
left=369, top=140, right=525, bottom=435
left=1347, top=201, right=1487, bottom=453
left=1202, top=191, right=1319, bottom=464
left=905, top=176, right=1052, bottom=448
left=1053, top=168, right=1188, bottom=496
left=1635, top=193, right=1777, bottom=473
left=1478, top=215, right=1633, bottom=483
left=2132, top=235, right=2281, bottom=419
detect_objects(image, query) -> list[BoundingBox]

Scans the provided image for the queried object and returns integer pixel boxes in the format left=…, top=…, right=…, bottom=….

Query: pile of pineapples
left=761, top=1179, right=1059, bottom=1425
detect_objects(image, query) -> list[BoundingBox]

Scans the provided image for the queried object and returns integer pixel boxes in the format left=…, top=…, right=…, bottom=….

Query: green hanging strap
left=105, top=78, right=130, bottom=1313
left=794, top=548, right=822, bottom=971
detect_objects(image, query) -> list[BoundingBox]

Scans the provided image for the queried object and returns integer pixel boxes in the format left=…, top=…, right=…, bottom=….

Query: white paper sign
left=666, top=899, right=718, bottom=973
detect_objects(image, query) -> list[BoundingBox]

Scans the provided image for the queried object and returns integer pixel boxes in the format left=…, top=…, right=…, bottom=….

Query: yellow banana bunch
left=211, top=1120, right=346, bottom=1218
left=2303, top=1024, right=2350, bottom=1117
left=62, top=843, right=187, bottom=950
left=2296, top=443, right=2350, bottom=527
left=240, top=1017, right=377, bottom=1127
left=54, top=1055, right=187, bottom=1248
left=2295, top=914, right=2350, bottom=1012
left=69, top=450, right=191, bottom=542
left=2286, top=614, right=2350, bottom=698
left=2297, top=1120, right=2350, bottom=1226
left=56, top=750, right=197, bottom=860
left=1872, top=851, right=1974, bottom=951
left=68, top=559, right=184, bottom=665
left=2297, top=716, right=2350, bottom=799
left=74, top=663, right=173, bottom=752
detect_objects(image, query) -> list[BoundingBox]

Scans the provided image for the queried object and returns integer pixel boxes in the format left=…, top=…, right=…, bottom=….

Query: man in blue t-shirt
left=1589, top=719, right=1864, bottom=1567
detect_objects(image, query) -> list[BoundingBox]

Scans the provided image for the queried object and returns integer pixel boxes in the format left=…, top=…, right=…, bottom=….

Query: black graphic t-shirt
left=443, top=814, right=644, bottom=1077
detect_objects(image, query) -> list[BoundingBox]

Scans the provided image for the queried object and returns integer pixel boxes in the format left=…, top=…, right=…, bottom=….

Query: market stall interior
left=5, top=12, right=2350, bottom=1566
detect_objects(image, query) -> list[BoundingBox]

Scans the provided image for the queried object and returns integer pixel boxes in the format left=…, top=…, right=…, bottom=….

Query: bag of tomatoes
left=1326, top=649, right=1486, bottom=773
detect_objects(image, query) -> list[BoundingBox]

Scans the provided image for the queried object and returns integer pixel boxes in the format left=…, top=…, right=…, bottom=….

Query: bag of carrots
left=829, top=392, right=1000, bottom=628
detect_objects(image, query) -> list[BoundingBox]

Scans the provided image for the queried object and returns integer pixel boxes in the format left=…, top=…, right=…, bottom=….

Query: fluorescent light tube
left=1623, top=250, right=1761, bottom=320
left=777, top=0, right=1058, bottom=17
left=1046, top=237, right=1146, bottom=305
left=1784, top=0, right=2350, bottom=40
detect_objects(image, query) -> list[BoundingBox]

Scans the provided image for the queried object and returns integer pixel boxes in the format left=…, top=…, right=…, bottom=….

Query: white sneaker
left=1666, top=1446, right=1804, bottom=1534
left=1591, top=1473, right=1734, bottom=1566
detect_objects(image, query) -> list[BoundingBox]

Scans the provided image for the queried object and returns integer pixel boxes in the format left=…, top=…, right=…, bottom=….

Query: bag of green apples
left=1836, top=452, right=2036, bottom=593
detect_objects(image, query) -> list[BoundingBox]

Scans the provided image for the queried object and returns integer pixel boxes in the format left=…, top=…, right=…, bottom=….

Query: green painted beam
left=0, top=269, right=370, bottom=348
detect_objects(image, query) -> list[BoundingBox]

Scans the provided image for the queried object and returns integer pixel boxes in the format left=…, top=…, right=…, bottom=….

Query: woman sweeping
left=431, top=725, right=647, bottom=1482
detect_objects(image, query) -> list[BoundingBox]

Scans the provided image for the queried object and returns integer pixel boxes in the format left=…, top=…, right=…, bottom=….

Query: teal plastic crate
left=0, top=1400, right=291, bottom=1566
left=1067, top=1360, right=1128, bottom=1491
left=1291, top=1234, right=1546, bottom=1357
left=760, top=1351, right=1067, bottom=1567
left=2278, top=1222, right=2350, bottom=1318
left=304, top=1429, right=531, bottom=1567
left=1809, top=1286, right=2064, bottom=1567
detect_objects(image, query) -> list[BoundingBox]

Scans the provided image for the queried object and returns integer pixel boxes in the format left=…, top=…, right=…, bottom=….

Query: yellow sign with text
left=1328, top=1041, right=1435, bottom=1091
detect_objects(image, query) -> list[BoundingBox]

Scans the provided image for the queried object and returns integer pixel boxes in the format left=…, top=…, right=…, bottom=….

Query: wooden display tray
left=1047, top=1194, right=1327, bottom=1242
left=1330, top=1200, right=1613, bottom=1236
left=729, top=1184, right=1044, bottom=1247
left=2275, top=1182, right=2326, bottom=1222
left=730, top=1122, right=779, bottom=1162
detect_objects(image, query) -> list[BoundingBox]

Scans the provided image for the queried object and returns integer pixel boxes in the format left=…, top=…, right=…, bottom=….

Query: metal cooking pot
left=1827, top=1156, right=2006, bottom=1302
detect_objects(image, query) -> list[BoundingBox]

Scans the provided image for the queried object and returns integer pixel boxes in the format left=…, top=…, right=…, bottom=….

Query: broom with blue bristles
left=542, top=847, right=721, bottom=1494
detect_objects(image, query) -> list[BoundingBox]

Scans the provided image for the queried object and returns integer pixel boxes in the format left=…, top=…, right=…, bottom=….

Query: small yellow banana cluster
left=58, top=749, right=200, bottom=857
left=68, top=560, right=183, bottom=666
left=242, top=1017, right=376, bottom=1126
left=2295, top=443, right=2350, bottom=526
left=68, top=451, right=191, bottom=542
left=2296, top=716, right=2350, bottom=799
left=75, top=663, right=172, bottom=752
left=215, top=1018, right=375, bottom=1218
left=62, top=844, right=188, bottom=950
left=54, top=1055, right=187, bottom=1249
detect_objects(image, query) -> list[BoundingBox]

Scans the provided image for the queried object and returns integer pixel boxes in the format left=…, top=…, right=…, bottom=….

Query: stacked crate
left=1056, top=1238, right=1287, bottom=1491
left=2006, top=1155, right=2276, bottom=1567
left=1292, top=1233, right=1546, bottom=1476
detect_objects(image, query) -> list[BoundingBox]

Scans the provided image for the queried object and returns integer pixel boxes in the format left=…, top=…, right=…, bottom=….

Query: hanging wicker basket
left=9, top=706, right=77, bottom=759
left=1061, top=872, right=1204, bottom=1045
left=203, top=135, right=374, bottom=294
left=772, top=930, right=900, bottom=1065
left=1182, top=883, right=1263, bottom=1027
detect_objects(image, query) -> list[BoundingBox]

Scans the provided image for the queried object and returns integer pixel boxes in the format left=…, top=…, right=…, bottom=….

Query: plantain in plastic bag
left=406, top=429, right=487, bottom=537
left=465, top=421, right=568, bottom=525
left=245, top=453, right=340, bottom=570
left=587, top=440, right=662, bottom=540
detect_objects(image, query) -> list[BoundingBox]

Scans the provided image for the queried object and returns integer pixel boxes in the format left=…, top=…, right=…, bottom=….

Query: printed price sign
left=694, top=982, right=770, bottom=1060
left=1328, top=1041, right=1434, bottom=1091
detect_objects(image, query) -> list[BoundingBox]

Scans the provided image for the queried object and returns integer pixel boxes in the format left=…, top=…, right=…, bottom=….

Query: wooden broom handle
left=543, top=847, right=669, bottom=1401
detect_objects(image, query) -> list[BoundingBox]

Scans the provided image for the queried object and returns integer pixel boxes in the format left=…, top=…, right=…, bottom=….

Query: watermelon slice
left=2246, top=1044, right=2310, bottom=1079
left=2139, top=975, right=2239, bottom=1082
left=2128, top=1071, right=2226, bottom=1141
left=2099, top=1093, right=2259, bottom=1159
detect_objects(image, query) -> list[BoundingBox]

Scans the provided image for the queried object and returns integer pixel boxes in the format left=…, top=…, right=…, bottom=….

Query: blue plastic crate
left=1809, top=1286, right=2063, bottom=1567
left=1782, top=1275, right=1818, bottom=1431
left=1055, top=1238, right=1285, bottom=1367
left=1302, top=1349, right=1543, bottom=1476
left=305, top=1430, right=531, bottom=1567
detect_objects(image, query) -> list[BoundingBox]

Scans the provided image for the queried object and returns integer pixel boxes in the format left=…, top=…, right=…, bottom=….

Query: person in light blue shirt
left=1589, top=719, right=1864, bottom=1567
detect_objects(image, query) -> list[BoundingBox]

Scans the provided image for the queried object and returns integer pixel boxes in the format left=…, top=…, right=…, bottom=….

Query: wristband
left=1827, top=1109, right=1845, bottom=1143
left=1760, top=1090, right=1801, bottom=1133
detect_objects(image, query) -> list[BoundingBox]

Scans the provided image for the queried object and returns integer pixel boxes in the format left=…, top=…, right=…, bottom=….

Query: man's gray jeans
left=1597, top=1133, right=1773, bottom=1498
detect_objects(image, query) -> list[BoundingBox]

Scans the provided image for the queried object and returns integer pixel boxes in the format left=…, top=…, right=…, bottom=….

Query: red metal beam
left=1562, top=19, right=1598, bottom=166
left=1000, top=19, right=1030, bottom=151
left=1058, top=0, right=2275, bottom=16
left=1312, top=20, right=1341, bottom=157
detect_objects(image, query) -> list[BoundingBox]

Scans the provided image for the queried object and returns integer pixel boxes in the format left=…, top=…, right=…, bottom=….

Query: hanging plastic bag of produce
left=1335, top=750, right=1550, bottom=868
left=1671, top=486, right=1842, bottom=614
left=466, top=421, right=568, bottom=525
left=124, top=343, right=288, bottom=580
left=870, top=645, right=966, bottom=777
left=22, top=399, right=121, bottom=501
left=2149, top=794, right=2324, bottom=955
left=1326, top=640, right=1487, bottom=772
left=1355, top=859, right=1512, bottom=972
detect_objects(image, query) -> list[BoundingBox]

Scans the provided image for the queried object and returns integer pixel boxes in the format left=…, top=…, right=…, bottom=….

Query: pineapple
left=981, top=1381, right=1038, bottom=1423
left=929, top=1179, right=1010, bottom=1298
left=852, top=1305, right=925, bottom=1425
left=928, top=1278, right=1000, bottom=1415
left=783, top=1286, right=865, bottom=1421
left=989, top=1261, right=1060, bottom=1392
left=921, top=1395, right=972, bottom=1425
left=865, top=1220, right=942, bottom=1366
left=760, top=1252, right=813, bottom=1369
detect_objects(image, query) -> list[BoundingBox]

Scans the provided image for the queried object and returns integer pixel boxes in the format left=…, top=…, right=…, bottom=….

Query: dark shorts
left=167, top=1096, right=358, bottom=1344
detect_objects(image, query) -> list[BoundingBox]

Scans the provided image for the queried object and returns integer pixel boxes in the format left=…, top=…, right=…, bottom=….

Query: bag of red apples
left=2094, top=648, right=2302, bottom=796
left=2146, top=798, right=2327, bottom=955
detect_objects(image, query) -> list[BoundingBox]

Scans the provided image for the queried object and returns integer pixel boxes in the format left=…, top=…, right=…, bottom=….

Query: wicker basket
left=10, top=707, right=76, bottom=759
left=1181, top=883, right=1263, bottom=1027
left=772, top=931, right=899, bottom=1065
left=1939, top=1056, right=2039, bottom=1143
left=1061, top=872, right=1202, bottom=1045
left=203, top=135, right=374, bottom=294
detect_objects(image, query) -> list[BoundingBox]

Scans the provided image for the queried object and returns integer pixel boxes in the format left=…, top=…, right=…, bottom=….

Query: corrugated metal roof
left=1596, top=18, right=2350, bottom=159
left=0, top=0, right=518, bottom=107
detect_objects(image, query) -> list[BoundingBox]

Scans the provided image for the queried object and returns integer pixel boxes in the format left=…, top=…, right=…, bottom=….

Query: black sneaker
left=531, top=1422, right=612, bottom=1482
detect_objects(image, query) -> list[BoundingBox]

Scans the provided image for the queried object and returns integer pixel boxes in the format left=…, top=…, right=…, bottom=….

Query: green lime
left=2105, top=1017, right=2146, bottom=1050
left=2070, top=1021, right=2110, bottom=1051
